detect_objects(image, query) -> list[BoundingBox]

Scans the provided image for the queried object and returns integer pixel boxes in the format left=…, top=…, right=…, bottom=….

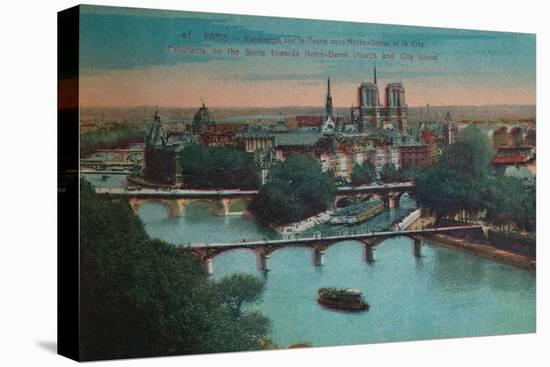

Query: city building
left=294, top=115, right=322, bottom=131
left=398, top=142, right=433, bottom=170
left=352, top=63, right=408, bottom=134
left=240, top=128, right=276, bottom=153
left=144, top=110, right=197, bottom=185
left=198, top=125, right=241, bottom=147
left=142, top=72, right=427, bottom=185
left=442, top=111, right=458, bottom=145
left=144, top=111, right=178, bottom=185
left=509, top=126, right=524, bottom=146
left=491, top=145, right=535, bottom=165
left=273, top=132, right=323, bottom=160
left=420, top=130, right=439, bottom=163
left=492, top=126, right=509, bottom=148
left=370, top=144, right=401, bottom=173
left=192, top=103, right=216, bottom=134
left=320, top=136, right=376, bottom=180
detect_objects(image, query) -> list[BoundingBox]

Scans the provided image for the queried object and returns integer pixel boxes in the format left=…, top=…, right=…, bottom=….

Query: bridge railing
left=185, top=225, right=482, bottom=248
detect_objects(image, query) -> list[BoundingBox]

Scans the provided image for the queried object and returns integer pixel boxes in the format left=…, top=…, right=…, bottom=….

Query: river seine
left=137, top=196, right=536, bottom=347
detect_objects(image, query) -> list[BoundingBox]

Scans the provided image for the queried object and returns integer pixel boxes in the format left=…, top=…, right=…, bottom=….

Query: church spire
left=154, top=106, right=160, bottom=121
left=325, top=77, right=334, bottom=121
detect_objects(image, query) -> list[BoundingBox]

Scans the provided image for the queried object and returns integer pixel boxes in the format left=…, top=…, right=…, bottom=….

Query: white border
left=0, top=0, right=547, bottom=366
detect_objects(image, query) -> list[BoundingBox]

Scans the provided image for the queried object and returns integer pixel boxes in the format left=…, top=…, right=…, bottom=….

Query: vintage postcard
left=58, top=5, right=535, bottom=361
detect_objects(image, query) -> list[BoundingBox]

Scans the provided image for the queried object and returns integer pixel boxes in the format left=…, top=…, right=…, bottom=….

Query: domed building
left=192, top=103, right=216, bottom=134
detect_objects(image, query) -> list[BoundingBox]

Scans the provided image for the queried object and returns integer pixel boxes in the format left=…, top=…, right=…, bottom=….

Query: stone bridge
left=96, top=187, right=257, bottom=217
left=93, top=148, right=144, bottom=162
left=185, top=225, right=482, bottom=274
left=334, top=181, right=415, bottom=209
left=95, top=181, right=415, bottom=217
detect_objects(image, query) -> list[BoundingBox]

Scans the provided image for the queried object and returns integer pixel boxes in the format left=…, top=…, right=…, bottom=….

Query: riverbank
left=426, top=234, right=536, bottom=272
left=406, top=215, right=535, bottom=272
left=272, top=210, right=333, bottom=235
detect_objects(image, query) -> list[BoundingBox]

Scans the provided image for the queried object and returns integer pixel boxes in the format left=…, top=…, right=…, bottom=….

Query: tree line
left=80, top=124, right=147, bottom=156
left=413, top=126, right=535, bottom=233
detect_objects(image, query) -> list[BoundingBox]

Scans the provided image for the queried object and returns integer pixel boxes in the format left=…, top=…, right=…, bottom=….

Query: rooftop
left=491, top=155, right=532, bottom=165
left=275, top=132, right=322, bottom=147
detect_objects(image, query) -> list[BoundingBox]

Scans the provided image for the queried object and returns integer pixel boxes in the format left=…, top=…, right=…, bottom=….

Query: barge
left=317, top=288, right=370, bottom=311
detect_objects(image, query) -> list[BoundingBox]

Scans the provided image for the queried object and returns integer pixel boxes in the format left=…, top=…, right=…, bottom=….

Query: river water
left=137, top=195, right=536, bottom=347
left=80, top=173, right=128, bottom=188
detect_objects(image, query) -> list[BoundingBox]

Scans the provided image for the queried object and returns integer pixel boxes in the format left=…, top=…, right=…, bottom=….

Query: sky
left=78, top=5, right=536, bottom=108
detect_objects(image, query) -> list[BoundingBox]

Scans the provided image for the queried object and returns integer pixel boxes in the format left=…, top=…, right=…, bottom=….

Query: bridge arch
left=334, top=193, right=381, bottom=208
left=268, top=243, right=332, bottom=268
left=184, top=199, right=225, bottom=216
left=128, top=198, right=183, bottom=217
left=196, top=246, right=272, bottom=273
left=335, top=197, right=355, bottom=208
left=227, top=198, right=250, bottom=213
left=393, top=191, right=408, bottom=207
left=323, top=238, right=369, bottom=250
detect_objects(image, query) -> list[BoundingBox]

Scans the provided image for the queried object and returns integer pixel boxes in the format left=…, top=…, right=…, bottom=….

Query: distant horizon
left=79, top=103, right=536, bottom=109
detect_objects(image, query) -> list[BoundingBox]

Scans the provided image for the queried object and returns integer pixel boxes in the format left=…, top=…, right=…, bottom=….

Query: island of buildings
left=137, top=65, right=533, bottom=187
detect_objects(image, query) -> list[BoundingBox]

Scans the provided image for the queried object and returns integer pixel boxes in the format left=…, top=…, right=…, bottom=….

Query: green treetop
left=249, top=154, right=336, bottom=226
left=351, top=162, right=376, bottom=185
left=379, top=163, right=399, bottom=183
left=415, top=125, right=495, bottom=223
left=180, top=145, right=259, bottom=189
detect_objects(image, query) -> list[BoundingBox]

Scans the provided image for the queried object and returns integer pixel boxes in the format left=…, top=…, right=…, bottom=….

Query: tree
left=180, top=145, right=259, bottom=189
left=399, top=166, right=422, bottom=181
left=216, top=274, right=265, bottom=317
left=379, top=163, right=399, bottom=183
left=485, top=176, right=536, bottom=232
left=517, top=188, right=536, bottom=232
left=249, top=154, right=336, bottom=225
left=79, top=179, right=270, bottom=360
left=414, top=126, right=493, bottom=223
left=437, top=125, right=493, bottom=182
left=415, top=165, right=468, bottom=222
left=351, top=162, right=376, bottom=185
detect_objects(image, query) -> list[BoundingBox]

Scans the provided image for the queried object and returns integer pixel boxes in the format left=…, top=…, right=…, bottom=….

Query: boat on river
left=317, top=288, right=369, bottom=311
left=347, top=203, right=384, bottom=225
left=328, top=216, right=349, bottom=225
left=329, top=202, right=384, bottom=226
